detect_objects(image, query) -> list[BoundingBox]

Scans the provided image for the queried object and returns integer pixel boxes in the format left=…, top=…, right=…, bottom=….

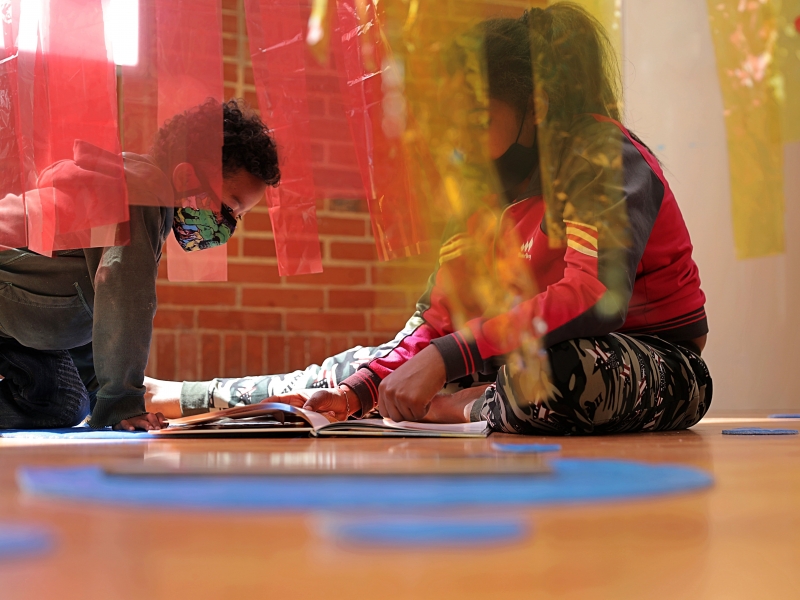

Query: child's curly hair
left=150, top=98, right=280, bottom=185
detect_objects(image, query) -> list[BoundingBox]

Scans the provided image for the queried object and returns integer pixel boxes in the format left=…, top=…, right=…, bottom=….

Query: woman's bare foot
left=144, top=377, right=184, bottom=419
left=421, top=385, right=490, bottom=424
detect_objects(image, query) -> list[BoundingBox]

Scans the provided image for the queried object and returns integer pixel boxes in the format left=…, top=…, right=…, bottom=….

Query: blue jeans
left=0, top=337, right=91, bottom=429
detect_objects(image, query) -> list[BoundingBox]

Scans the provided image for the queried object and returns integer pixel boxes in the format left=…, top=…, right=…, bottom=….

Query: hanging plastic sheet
left=0, top=0, right=127, bottom=254
left=0, top=0, right=27, bottom=250
left=706, top=0, right=785, bottom=259
left=33, top=0, right=127, bottom=254
left=153, top=0, right=227, bottom=281
left=120, top=0, right=158, bottom=156
left=244, top=0, right=322, bottom=276
left=777, top=1, right=800, bottom=144
left=333, top=0, right=427, bottom=261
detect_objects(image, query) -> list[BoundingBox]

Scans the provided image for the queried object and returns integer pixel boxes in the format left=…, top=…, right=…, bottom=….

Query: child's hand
left=113, top=412, right=167, bottom=431
left=263, top=388, right=356, bottom=422
left=378, top=345, right=447, bottom=422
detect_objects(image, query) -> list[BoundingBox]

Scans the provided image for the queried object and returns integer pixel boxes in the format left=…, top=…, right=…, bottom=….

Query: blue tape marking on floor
left=768, top=414, right=800, bottom=419
left=0, top=525, right=54, bottom=559
left=16, top=459, right=713, bottom=511
left=0, top=427, right=151, bottom=440
left=491, top=442, right=562, bottom=453
left=326, top=516, right=527, bottom=547
left=722, top=428, right=798, bottom=436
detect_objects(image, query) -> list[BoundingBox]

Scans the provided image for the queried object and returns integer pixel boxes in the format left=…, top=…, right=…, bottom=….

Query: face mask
left=493, top=112, right=539, bottom=198
left=172, top=192, right=237, bottom=252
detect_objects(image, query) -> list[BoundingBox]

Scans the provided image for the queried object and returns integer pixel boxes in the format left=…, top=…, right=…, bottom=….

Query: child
left=150, top=3, right=711, bottom=435
left=0, top=100, right=279, bottom=431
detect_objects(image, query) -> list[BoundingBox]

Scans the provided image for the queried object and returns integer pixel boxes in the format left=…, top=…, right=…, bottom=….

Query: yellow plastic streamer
left=776, top=0, right=800, bottom=142
left=706, top=0, right=785, bottom=259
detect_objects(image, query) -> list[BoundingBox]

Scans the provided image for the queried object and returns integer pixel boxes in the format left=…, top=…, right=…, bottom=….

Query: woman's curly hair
left=150, top=98, right=280, bottom=185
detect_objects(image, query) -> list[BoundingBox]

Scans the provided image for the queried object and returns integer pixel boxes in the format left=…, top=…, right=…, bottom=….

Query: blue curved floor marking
left=768, top=414, right=800, bottom=419
left=326, top=516, right=527, bottom=547
left=492, top=442, right=562, bottom=453
left=0, top=427, right=150, bottom=440
left=17, top=459, right=713, bottom=511
left=0, top=525, right=54, bottom=559
left=722, top=428, right=798, bottom=436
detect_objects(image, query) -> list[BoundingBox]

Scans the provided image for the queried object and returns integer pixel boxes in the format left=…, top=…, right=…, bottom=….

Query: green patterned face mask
left=172, top=194, right=237, bottom=252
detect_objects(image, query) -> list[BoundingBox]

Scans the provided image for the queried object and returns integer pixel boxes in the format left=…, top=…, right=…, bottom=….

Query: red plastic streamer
left=244, top=0, right=322, bottom=277
left=155, top=0, right=227, bottom=282
left=333, top=0, right=425, bottom=261
left=32, top=0, right=127, bottom=254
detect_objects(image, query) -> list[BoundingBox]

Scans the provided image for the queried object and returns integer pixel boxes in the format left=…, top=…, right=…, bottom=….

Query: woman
left=149, top=3, right=711, bottom=435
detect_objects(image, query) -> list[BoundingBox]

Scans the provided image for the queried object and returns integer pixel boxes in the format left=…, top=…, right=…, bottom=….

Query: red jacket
left=343, top=115, right=708, bottom=413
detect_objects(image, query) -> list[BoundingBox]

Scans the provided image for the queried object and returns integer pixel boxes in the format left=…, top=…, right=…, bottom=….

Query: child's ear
left=171, top=162, right=201, bottom=194
left=533, top=91, right=549, bottom=124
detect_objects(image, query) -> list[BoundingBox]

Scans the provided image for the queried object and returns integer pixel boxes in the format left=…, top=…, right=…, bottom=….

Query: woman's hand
left=378, top=345, right=447, bottom=422
left=113, top=412, right=167, bottom=431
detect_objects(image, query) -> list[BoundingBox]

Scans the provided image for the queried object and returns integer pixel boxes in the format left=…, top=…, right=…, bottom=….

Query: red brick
left=243, top=287, right=324, bottom=309
left=222, top=0, right=238, bottom=10
left=154, top=333, right=176, bottom=381
left=350, top=335, right=372, bottom=348
left=308, top=336, right=327, bottom=366
left=288, top=337, right=306, bottom=371
left=176, top=333, right=199, bottom=381
left=153, top=308, right=195, bottom=329
left=289, top=265, right=367, bottom=286
left=227, top=263, right=281, bottom=284
left=267, top=336, right=286, bottom=373
left=286, top=312, right=365, bottom=332
left=244, top=66, right=255, bottom=86
left=371, top=312, right=409, bottom=332
left=243, top=211, right=272, bottom=232
left=244, top=90, right=259, bottom=108
left=306, top=74, right=341, bottom=94
left=313, top=167, right=363, bottom=190
left=222, top=14, right=238, bottom=35
left=222, top=37, right=238, bottom=59
left=227, top=236, right=241, bottom=258
left=330, top=241, right=377, bottom=261
left=328, top=335, right=351, bottom=355
left=223, top=62, right=238, bottom=83
left=198, top=310, right=282, bottom=331
left=308, top=118, right=351, bottom=141
left=329, top=198, right=369, bottom=214
left=246, top=335, right=264, bottom=374
left=327, top=143, right=358, bottom=166
left=316, top=216, right=366, bottom=236
left=328, top=289, right=407, bottom=309
left=224, top=86, right=237, bottom=102
left=310, top=143, right=325, bottom=163
left=224, top=334, right=244, bottom=377
left=201, top=333, right=222, bottom=379
left=157, top=285, right=236, bottom=307
left=307, top=96, right=326, bottom=117
left=243, top=237, right=277, bottom=258
left=371, top=265, right=433, bottom=286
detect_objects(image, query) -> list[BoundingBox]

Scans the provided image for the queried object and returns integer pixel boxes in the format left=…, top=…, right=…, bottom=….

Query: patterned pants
left=478, top=334, right=712, bottom=435
left=182, top=333, right=711, bottom=436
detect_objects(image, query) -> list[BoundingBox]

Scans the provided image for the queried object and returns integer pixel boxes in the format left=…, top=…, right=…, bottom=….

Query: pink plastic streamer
left=332, top=0, right=425, bottom=261
left=244, top=0, right=322, bottom=276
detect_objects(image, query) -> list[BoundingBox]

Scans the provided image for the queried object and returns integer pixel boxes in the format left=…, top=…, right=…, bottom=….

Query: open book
left=150, top=402, right=490, bottom=438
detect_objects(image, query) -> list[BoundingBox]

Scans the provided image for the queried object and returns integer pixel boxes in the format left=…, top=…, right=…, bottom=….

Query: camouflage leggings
left=478, top=334, right=712, bottom=435
left=181, top=333, right=711, bottom=435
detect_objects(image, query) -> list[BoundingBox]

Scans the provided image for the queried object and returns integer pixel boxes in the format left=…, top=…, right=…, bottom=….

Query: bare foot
left=421, top=385, right=490, bottom=424
left=144, top=377, right=184, bottom=419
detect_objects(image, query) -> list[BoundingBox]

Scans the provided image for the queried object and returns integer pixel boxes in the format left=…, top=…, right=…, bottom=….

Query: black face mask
left=493, top=113, right=538, bottom=199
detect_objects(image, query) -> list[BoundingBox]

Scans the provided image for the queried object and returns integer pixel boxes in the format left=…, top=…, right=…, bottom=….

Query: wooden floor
left=1, top=416, right=799, bottom=600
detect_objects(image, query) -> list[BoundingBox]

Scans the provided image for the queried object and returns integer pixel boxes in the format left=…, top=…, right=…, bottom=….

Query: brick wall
left=146, top=0, right=438, bottom=382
